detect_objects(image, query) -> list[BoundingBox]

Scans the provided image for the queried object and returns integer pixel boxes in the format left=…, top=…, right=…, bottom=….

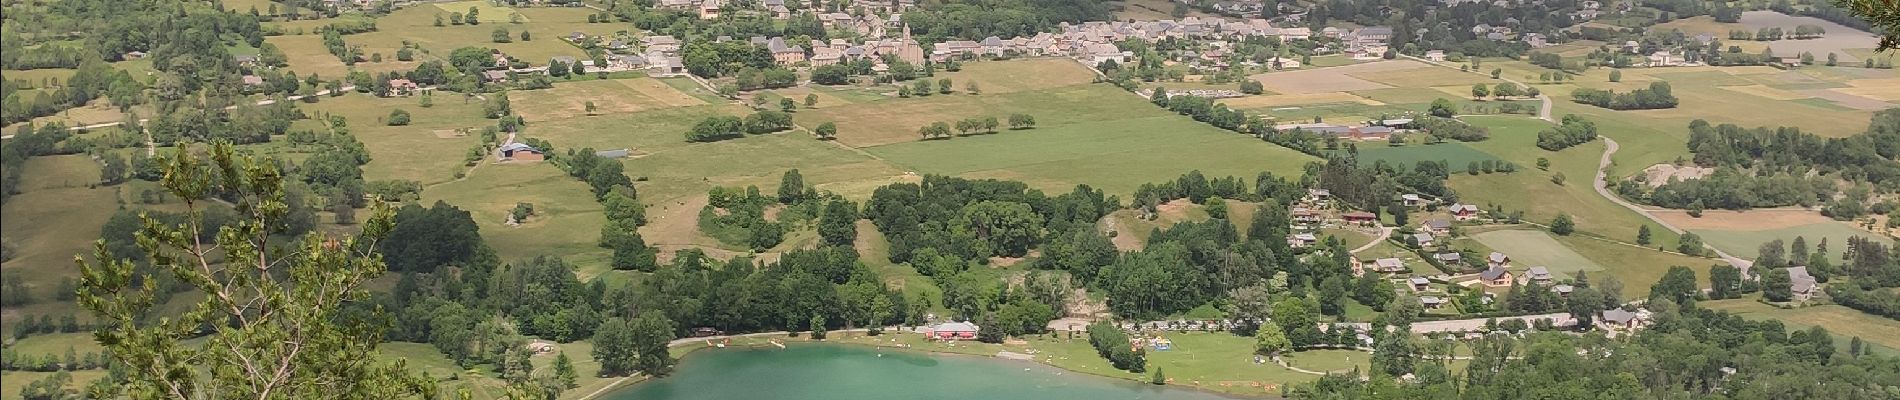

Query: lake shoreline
left=592, top=331, right=1282, bottom=400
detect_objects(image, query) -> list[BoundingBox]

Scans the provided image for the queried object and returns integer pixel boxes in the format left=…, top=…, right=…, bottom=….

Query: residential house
left=1373, top=258, right=1407, bottom=273
left=1434, top=252, right=1463, bottom=265
left=1486, top=252, right=1511, bottom=268
left=1449, top=204, right=1480, bottom=220
left=1424, top=219, right=1452, bottom=235
left=1600, top=309, right=1646, bottom=330
left=610, top=54, right=648, bottom=70
left=1419, top=296, right=1448, bottom=309
left=1425, top=50, right=1446, bottom=62
left=234, top=54, right=261, bottom=67
left=1343, top=211, right=1378, bottom=224
left=1307, top=188, right=1332, bottom=201
left=1401, top=194, right=1426, bottom=207
left=1479, top=266, right=1514, bottom=287
left=648, top=56, right=686, bottom=76
left=1787, top=266, right=1818, bottom=301
left=763, top=0, right=790, bottom=19
left=1409, top=277, right=1431, bottom=291
left=1292, top=208, right=1322, bottom=224
left=386, top=79, right=419, bottom=96
left=766, top=37, right=806, bottom=65
left=1288, top=233, right=1319, bottom=248
left=643, top=36, right=682, bottom=54
left=698, top=0, right=722, bottom=19
left=1411, top=232, right=1436, bottom=247
left=1552, top=284, right=1575, bottom=297
left=1524, top=266, right=1554, bottom=285
left=241, top=75, right=265, bottom=86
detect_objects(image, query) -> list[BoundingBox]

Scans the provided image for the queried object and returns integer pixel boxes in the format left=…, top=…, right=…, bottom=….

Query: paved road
left=1349, top=226, right=1393, bottom=254
left=1592, top=137, right=1754, bottom=272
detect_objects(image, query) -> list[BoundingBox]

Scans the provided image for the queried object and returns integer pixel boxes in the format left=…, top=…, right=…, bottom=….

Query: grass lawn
left=1692, top=222, right=1893, bottom=260
left=300, top=93, right=488, bottom=185
left=1555, top=234, right=1716, bottom=300
left=933, top=58, right=1100, bottom=95
left=420, top=162, right=608, bottom=271
left=1320, top=227, right=1376, bottom=251
left=1020, top=332, right=1345, bottom=395
left=511, top=78, right=707, bottom=122
left=1350, top=141, right=1500, bottom=168
left=527, top=103, right=749, bottom=157
left=1701, top=299, right=1900, bottom=357
left=0, top=370, right=109, bottom=398
left=8, top=333, right=107, bottom=358
left=0, top=156, right=119, bottom=330
left=854, top=221, right=946, bottom=313
left=858, top=85, right=1314, bottom=197
left=1448, top=115, right=1681, bottom=248
left=1470, top=229, right=1608, bottom=280
left=623, top=131, right=907, bottom=209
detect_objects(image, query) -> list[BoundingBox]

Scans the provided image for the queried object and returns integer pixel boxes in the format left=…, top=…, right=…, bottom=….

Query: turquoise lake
left=602, top=343, right=1260, bottom=400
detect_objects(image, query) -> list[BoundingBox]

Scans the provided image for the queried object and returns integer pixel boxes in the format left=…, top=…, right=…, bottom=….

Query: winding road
left=1591, top=137, right=1754, bottom=272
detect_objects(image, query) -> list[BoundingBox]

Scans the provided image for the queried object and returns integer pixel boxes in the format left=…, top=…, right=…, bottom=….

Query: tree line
left=684, top=110, right=794, bottom=142
left=1571, top=82, right=1679, bottom=110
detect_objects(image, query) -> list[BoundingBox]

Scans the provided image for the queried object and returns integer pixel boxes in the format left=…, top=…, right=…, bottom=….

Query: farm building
left=497, top=143, right=545, bottom=161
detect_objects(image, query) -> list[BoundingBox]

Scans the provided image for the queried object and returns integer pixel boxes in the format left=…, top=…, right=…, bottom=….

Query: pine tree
left=76, top=144, right=432, bottom=398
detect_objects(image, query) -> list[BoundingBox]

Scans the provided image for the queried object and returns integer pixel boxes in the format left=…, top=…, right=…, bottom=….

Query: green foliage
left=1571, top=82, right=1678, bottom=110
left=1550, top=213, right=1575, bottom=235
left=1536, top=114, right=1599, bottom=151
left=381, top=200, right=492, bottom=273
left=1429, top=98, right=1457, bottom=118
left=1086, top=322, right=1146, bottom=372
left=77, top=144, right=431, bottom=399
left=386, top=108, right=411, bottom=126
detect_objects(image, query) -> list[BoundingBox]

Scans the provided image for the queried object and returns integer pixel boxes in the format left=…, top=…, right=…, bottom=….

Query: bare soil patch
left=1642, top=163, right=1713, bottom=187
left=1651, top=209, right=1835, bottom=231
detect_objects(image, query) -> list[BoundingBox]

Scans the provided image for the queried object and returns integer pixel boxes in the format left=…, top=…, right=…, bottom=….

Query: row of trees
left=1571, top=82, right=1679, bottom=110
left=684, top=110, right=795, bottom=142
left=915, top=114, right=1036, bottom=140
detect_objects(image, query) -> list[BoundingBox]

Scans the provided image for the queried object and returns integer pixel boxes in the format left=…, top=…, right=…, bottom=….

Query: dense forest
left=1619, top=112, right=1900, bottom=211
